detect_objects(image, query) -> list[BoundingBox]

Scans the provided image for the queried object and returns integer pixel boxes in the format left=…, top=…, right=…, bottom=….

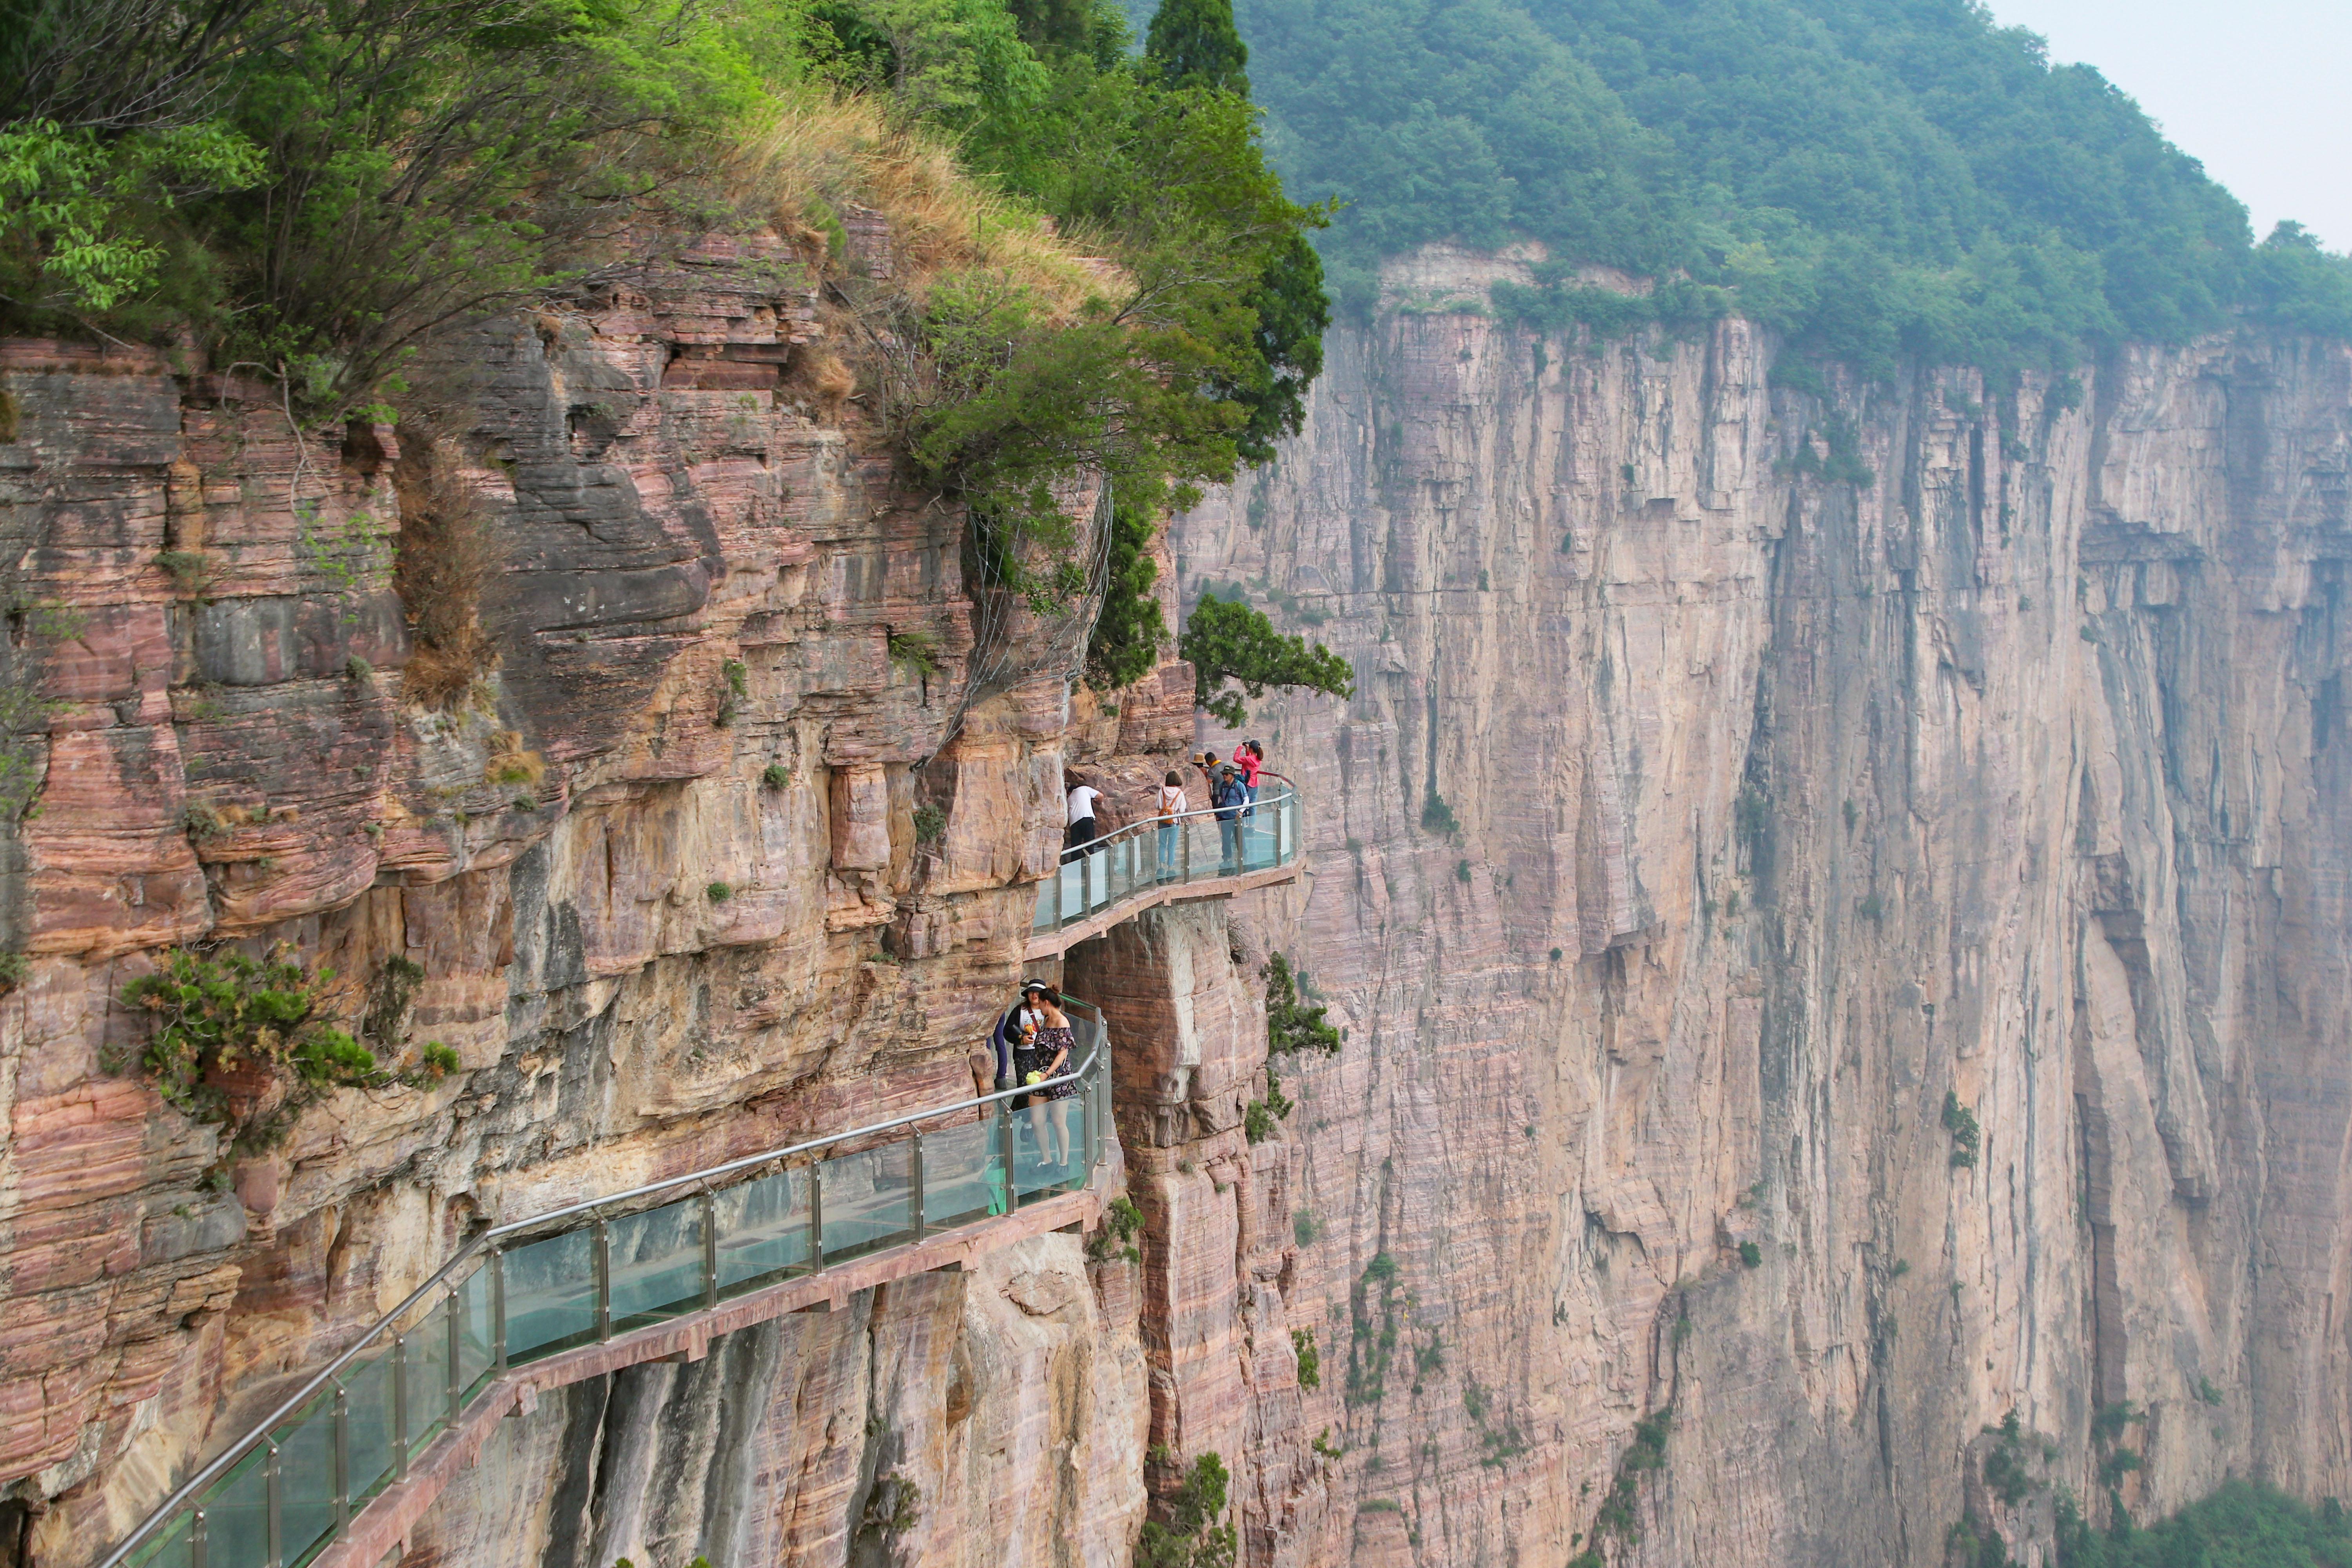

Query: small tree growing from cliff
left=1180, top=593, right=1352, bottom=728
left=1265, top=953, right=1340, bottom=1056
left=119, top=947, right=460, bottom=1156
left=1138, top=1451, right=1238, bottom=1568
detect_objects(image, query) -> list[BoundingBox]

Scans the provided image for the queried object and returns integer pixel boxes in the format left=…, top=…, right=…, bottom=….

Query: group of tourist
left=990, top=979, right=1080, bottom=1169
left=1061, top=741, right=1269, bottom=877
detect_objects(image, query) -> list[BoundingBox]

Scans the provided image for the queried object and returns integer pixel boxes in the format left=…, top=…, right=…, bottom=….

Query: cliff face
left=0, top=231, right=1156, bottom=1564
left=1171, top=249, right=2352, bottom=1564
left=6, top=216, right=2350, bottom=1568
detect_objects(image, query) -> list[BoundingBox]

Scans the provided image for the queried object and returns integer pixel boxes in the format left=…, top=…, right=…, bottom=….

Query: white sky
left=1984, top=0, right=2352, bottom=250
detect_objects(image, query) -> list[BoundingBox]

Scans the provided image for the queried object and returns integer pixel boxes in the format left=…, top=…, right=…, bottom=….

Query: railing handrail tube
left=102, top=1006, right=1108, bottom=1568
left=1059, top=776, right=1295, bottom=860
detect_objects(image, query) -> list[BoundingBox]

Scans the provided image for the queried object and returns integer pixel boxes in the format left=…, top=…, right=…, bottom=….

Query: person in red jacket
left=1231, top=740, right=1263, bottom=815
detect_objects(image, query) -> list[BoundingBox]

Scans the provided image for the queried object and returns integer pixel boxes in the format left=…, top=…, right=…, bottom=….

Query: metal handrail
left=1037, top=771, right=1300, bottom=936
left=102, top=1001, right=1111, bottom=1568
left=1057, top=770, right=1297, bottom=860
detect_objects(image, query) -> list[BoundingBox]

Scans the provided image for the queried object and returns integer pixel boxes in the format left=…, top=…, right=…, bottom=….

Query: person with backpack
left=1155, top=769, right=1188, bottom=881
left=1211, top=762, right=1246, bottom=872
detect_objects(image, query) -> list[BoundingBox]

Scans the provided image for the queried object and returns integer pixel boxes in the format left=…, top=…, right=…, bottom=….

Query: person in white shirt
left=1063, top=771, right=1103, bottom=860
left=1154, top=769, right=1187, bottom=880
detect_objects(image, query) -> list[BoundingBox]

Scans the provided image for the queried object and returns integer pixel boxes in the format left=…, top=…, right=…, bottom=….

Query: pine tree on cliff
left=1145, top=0, right=1249, bottom=94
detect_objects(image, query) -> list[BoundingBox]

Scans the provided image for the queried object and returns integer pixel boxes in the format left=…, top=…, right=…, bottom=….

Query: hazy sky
left=1985, top=0, right=2352, bottom=250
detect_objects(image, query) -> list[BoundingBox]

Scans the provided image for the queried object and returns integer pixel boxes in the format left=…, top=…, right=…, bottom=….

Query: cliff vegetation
left=1235, top=0, right=2352, bottom=375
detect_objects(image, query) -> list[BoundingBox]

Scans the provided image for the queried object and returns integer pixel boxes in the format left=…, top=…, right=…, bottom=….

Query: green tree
left=1179, top=592, right=1351, bottom=727
left=1137, top=1452, right=1238, bottom=1568
left=1085, top=494, right=1166, bottom=688
left=1145, top=0, right=1248, bottom=94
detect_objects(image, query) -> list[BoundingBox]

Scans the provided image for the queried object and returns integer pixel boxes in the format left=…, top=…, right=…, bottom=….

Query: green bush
left=1087, top=1193, right=1145, bottom=1263
left=1421, top=791, right=1460, bottom=836
left=1944, top=1091, right=1982, bottom=1169
left=1292, top=1327, right=1319, bottom=1389
left=1136, top=1452, right=1237, bottom=1568
left=119, top=947, right=459, bottom=1153
left=912, top=803, right=948, bottom=842
left=1265, top=953, right=1340, bottom=1055
left=1738, top=1241, right=1762, bottom=1269
left=2055, top=1479, right=2350, bottom=1567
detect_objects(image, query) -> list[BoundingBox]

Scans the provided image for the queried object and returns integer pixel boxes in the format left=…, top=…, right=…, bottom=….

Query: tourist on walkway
left=1232, top=740, right=1262, bottom=815
left=1155, top=770, right=1187, bottom=880
left=1012, top=980, right=1075, bottom=1169
left=1212, top=762, right=1246, bottom=872
left=1063, top=771, right=1102, bottom=860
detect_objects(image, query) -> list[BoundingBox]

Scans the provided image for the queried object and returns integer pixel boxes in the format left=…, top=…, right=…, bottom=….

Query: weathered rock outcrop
left=0, top=229, right=1137, bottom=1564
left=7, top=218, right=2351, bottom=1568
left=1171, top=249, right=2352, bottom=1565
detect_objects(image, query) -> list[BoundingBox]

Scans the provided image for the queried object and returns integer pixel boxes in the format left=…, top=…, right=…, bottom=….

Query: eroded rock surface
left=0, top=234, right=1120, bottom=1564
left=1172, top=256, right=2352, bottom=1564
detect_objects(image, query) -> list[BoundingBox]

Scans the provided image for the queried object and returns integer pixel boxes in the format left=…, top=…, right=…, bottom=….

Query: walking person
left=1155, top=769, right=1188, bottom=881
left=1212, top=761, right=1245, bottom=872
left=1063, top=770, right=1102, bottom=861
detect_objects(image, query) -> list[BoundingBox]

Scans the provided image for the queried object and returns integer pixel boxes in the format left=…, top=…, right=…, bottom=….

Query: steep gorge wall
left=1171, top=250, right=2352, bottom=1565
left=0, top=229, right=1198, bottom=1566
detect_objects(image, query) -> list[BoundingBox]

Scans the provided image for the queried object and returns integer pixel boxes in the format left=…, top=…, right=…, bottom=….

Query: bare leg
left=1027, top=1096, right=1049, bottom=1161
left=1049, top=1100, right=1071, bottom=1166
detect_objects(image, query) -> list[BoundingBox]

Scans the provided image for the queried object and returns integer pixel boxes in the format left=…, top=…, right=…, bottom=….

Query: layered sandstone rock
left=1171, top=249, right=2352, bottom=1565
left=0, top=231, right=1124, bottom=1564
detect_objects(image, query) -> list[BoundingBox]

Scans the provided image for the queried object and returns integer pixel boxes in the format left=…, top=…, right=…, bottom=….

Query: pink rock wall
left=0, top=229, right=1142, bottom=1565
left=1171, top=260, right=2352, bottom=1564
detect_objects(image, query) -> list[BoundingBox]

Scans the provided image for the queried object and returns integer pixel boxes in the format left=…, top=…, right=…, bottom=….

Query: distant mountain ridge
left=1233, top=0, right=2352, bottom=370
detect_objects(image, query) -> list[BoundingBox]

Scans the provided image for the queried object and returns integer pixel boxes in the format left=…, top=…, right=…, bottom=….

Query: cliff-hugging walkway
left=107, top=798, right=1309, bottom=1568
left=111, top=1029, right=1116, bottom=1568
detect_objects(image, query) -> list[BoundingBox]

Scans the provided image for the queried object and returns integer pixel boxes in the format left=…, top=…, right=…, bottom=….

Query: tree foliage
left=1179, top=591, right=1351, bottom=727
left=1265, top=952, right=1339, bottom=1055
left=2057, top=1480, right=2352, bottom=1568
left=1085, top=495, right=1165, bottom=689
left=1137, top=1452, right=1238, bottom=1568
left=1145, top=0, right=1248, bottom=94
left=119, top=947, right=459, bottom=1155
left=1236, top=0, right=2352, bottom=370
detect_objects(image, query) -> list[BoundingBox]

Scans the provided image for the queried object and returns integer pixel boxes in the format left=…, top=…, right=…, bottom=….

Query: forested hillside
left=1235, top=0, right=2352, bottom=371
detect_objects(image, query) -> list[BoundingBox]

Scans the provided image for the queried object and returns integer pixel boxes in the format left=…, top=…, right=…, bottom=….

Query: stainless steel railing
left=105, top=1004, right=1113, bottom=1568
left=1035, top=773, right=1300, bottom=935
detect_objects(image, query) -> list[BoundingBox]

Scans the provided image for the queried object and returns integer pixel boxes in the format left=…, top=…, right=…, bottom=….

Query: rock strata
left=1171, top=250, right=2352, bottom=1564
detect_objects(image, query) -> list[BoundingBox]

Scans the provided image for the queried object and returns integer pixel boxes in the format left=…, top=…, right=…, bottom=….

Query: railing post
left=998, top=1100, right=1018, bottom=1209
left=491, top=1247, right=507, bottom=1372
left=910, top=1132, right=926, bottom=1243
left=1181, top=816, right=1192, bottom=882
left=1277, top=789, right=1289, bottom=862
left=264, top=1440, right=283, bottom=1568
left=1051, top=855, right=1063, bottom=928
left=701, top=1191, right=719, bottom=1310
left=191, top=1508, right=209, bottom=1568
left=593, top=1219, right=612, bottom=1342
left=808, top=1164, right=826, bottom=1271
left=390, top=1335, right=408, bottom=1479
left=1094, top=1054, right=1108, bottom=1171
left=446, top=1285, right=463, bottom=1423
left=332, top=1383, right=351, bottom=1531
